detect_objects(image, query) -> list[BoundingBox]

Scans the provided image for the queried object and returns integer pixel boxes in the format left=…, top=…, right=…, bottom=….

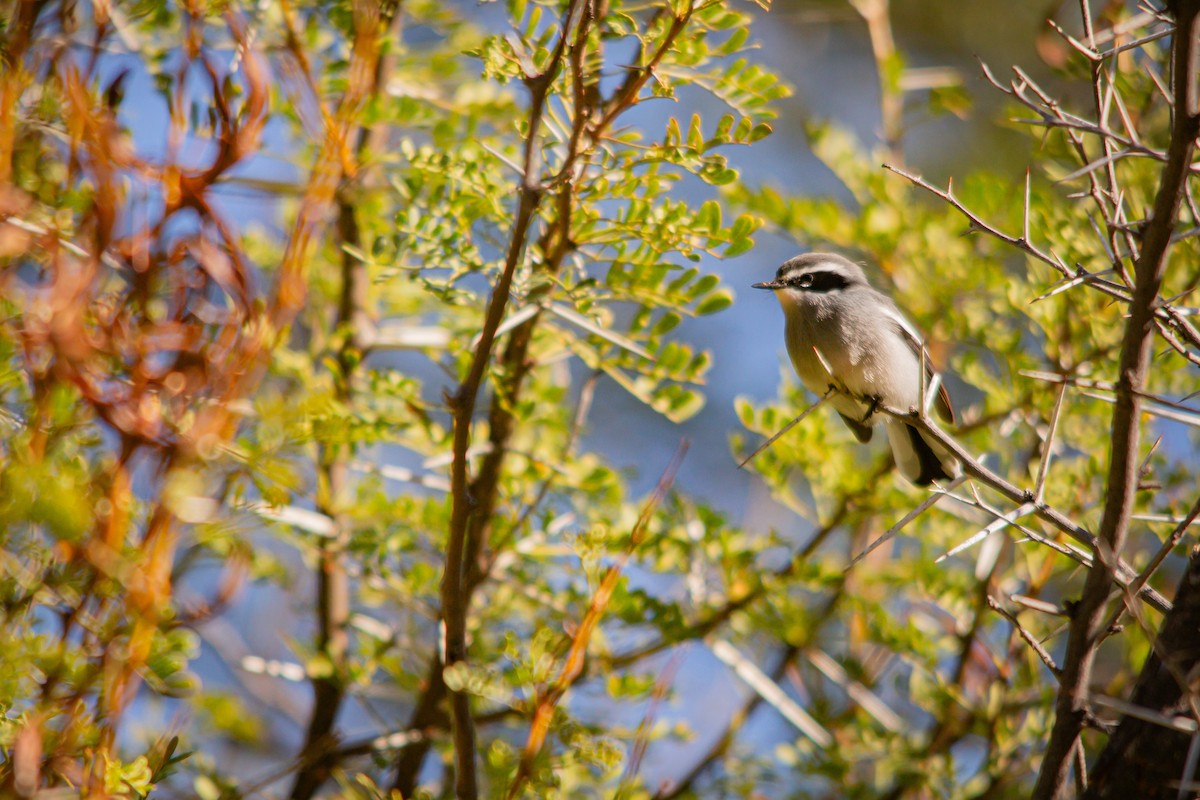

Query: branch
left=441, top=158, right=538, bottom=800
left=1033, top=5, right=1200, bottom=796
left=440, top=6, right=583, bottom=795
left=737, top=389, right=833, bottom=468
left=872, top=400, right=1170, bottom=613
left=389, top=654, right=450, bottom=796
left=988, top=595, right=1061, bottom=676
left=883, top=162, right=1200, bottom=356
left=591, top=4, right=691, bottom=136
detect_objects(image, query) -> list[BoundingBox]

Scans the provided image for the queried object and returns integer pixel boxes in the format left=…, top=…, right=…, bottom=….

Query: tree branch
left=1032, top=5, right=1200, bottom=797
left=439, top=4, right=584, bottom=794
left=870, top=400, right=1170, bottom=613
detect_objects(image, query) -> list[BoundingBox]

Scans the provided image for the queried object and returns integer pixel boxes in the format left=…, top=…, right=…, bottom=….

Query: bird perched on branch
left=753, top=252, right=960, bottom=486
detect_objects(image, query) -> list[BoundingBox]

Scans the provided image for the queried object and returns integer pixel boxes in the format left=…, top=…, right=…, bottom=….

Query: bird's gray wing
left=883, top=306, right=955, bottom=424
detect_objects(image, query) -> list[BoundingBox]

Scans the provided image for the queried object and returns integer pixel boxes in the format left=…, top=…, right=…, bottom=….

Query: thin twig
left=1034, top=381, right=1069, bottom=503
left=504, top=442, right=689, bottom=799
left=709, top=638, right=832, bottom=747
left=846, top=476, right=965, bottom=569
left=936, top=502, right=1036, bottom=565
left=988, top=595, right=1061, bottom=676
left=738, top=389, right=834, bottom=469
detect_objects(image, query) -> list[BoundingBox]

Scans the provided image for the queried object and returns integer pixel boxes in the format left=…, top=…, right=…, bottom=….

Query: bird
left=753, top=252, right=960, bottom=486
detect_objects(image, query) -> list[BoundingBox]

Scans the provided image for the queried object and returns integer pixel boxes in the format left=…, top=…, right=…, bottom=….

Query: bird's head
left=752, top=253, right=870, bottom=301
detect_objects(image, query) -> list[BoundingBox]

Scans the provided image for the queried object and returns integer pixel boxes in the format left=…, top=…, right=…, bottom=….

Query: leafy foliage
left=1, top=1, right=1197, bottom=799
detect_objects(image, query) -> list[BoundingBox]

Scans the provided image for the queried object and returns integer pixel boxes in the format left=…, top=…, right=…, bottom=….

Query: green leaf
left=696, top=288, right=733, bottom=315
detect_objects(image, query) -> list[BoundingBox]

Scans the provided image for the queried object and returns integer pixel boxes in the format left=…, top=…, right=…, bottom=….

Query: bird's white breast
left=777, top=289, right=924, bottom=420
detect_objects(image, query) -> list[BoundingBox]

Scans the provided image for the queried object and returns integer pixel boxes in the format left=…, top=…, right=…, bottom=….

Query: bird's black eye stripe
left=786, top=270, right=848, bottom=292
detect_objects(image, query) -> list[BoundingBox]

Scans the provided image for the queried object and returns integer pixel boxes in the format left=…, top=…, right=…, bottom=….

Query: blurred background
left=150, top=0, right=1073, bottom=792
left=11, top=1, right=1158, bottom=796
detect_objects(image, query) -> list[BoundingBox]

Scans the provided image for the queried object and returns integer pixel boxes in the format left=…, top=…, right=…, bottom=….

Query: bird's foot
left=860, top=395, right=882, bottom=424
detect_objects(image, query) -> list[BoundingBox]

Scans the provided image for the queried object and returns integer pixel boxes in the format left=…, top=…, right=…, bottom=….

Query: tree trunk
left=1085, top=548, right=1200, bottom=799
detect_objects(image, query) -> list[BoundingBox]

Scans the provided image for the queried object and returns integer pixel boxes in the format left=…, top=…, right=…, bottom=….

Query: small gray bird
left=753, top=253, right=960, bottom=486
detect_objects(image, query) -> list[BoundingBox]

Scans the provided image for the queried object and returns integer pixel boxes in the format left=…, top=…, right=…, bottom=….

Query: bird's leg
left=860, top=394, right=882, bottom=424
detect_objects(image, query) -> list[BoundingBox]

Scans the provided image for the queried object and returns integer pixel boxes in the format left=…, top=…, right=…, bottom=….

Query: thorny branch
left=988, top=595, right=1061, bottom=676
left=868, top=399, right=1170, bottom=612
left=744, top=384, right=1172, bottom=613
left=1032, top=3, right=1200, bottom=795
left=882, top=162, right=1200, bottom=366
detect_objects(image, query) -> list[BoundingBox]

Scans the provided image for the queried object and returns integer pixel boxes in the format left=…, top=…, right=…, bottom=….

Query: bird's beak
left=752, top=280, right=782, bottom=290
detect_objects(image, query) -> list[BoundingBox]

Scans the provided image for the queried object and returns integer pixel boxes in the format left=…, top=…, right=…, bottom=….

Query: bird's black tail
left=905, top=423, right=954, bottom=486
